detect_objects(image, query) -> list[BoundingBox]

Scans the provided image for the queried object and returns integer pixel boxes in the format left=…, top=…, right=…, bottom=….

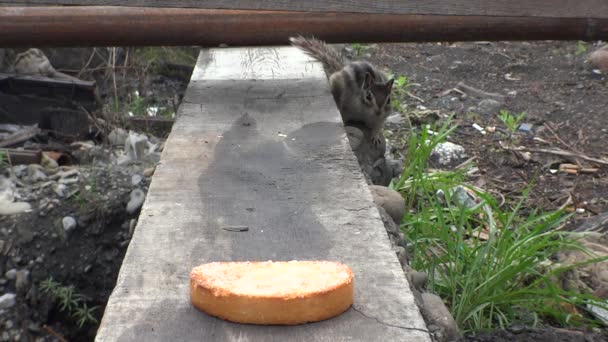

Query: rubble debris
left=0, top=148, right=41, bottom=165
left=0, top=125, right=40, bottom=148
left=13, top=48, right=81, bottom=82
left=472, top=123, right=486, bottom=135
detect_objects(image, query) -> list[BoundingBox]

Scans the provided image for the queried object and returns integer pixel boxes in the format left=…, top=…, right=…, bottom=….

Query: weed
left=575, top=41, right=588, bottom=56
left=392, top=120, right=608, bottom=332
left=498, top=109, right=526, bottom=133
left=350, top=43, right=368, bottom=57
left=128, top=91, right=147, bottom=117
left=388, top=75, right=412, bottom=113
left=40, top=277, right=99, bottom=328
left=0, top=150, right=9, bottom=168
left=390, top=119, right=461, bottom=208
left=132, top=47, right=198, bottom=73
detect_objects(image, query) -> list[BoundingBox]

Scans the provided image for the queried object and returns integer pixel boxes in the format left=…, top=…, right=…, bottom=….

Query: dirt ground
left=1, top=41, right=607, bottom=341
left=370, top=40, right=608, bottom=225
left=369, top=41, right=608, bottom=341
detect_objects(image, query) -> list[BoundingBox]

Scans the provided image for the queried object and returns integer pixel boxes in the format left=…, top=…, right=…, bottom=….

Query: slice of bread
left=190, top=260, right=354, bottom=325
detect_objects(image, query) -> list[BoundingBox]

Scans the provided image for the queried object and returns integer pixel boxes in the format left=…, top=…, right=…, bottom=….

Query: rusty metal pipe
left=1, top=7, right=607, bottom=47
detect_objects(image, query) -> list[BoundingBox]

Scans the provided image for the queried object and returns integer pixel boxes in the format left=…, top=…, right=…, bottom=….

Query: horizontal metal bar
left=0, top=7, right=607, bottom=47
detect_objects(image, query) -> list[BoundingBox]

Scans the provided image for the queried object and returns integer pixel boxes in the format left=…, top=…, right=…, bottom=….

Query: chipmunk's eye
left=386, top=98, right=391, bottom=105
left=366, top=93, right=373, bottom=102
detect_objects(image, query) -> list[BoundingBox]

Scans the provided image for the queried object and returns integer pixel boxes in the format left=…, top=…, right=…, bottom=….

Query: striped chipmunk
left=290, top=36, right=394, bottom=147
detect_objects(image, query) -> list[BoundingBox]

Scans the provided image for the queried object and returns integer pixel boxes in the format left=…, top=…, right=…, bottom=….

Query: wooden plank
left=1, top=0, right=608, bottom=18
left=95, top=47, right=430, bottom=341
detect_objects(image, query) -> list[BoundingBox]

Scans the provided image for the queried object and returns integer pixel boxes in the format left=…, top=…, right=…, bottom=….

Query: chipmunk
left=290, top=36, right=394, bottom=147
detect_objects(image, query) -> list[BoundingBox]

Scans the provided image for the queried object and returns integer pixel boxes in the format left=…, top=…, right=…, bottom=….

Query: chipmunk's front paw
left=371, top=135, right=382, bottom=148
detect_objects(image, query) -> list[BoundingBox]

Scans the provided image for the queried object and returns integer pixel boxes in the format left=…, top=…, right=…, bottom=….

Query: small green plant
left=350, top=43, right=368, bottom=57
left=575, top=41, right=588, bottom=56
left=40, top=277, right=99, bottom=328
left=128, top=91, right=147, bottom=117
left=498, top=109, right=526, bottom=133
left=0, top=150, right=8, bottom=168
left=390, top=75, right=412, bottom=112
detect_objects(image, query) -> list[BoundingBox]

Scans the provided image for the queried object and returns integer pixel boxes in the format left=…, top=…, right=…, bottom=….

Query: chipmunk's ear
left=362, top=72, right=373, bottom=90
left=385, top=78, right=395, bottom=91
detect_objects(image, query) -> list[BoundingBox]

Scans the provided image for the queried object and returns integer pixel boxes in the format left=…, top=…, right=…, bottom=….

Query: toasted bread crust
left=190, top=261, right=354, bottom=325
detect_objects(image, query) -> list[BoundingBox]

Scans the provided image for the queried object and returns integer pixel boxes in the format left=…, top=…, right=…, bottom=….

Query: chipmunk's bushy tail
left=289, top=36, right=344, bottom=75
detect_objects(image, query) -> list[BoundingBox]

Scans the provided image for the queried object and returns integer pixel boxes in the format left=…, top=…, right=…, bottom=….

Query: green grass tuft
left=392, top=120, right=608, bottom=332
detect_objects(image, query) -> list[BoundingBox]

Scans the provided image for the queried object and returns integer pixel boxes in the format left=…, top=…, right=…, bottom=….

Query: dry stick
left=42, top=325, right=68, bottom=342
left=456, top=82, right=506, bottom=102
left=542, top=122, right=583, bottom=155
left=504, top=145, right=608, bottom=165
left=77, top=47, right=97, bottom=78
left=405, top=91, right=425, bottom=103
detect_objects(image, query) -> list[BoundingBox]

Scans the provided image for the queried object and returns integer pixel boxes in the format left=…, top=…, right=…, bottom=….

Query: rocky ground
left=1, top=41, right=607, bottom=341
left=0, top=130, right=161, bottom=341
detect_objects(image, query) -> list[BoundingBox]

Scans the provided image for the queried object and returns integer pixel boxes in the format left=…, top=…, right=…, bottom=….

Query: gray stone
left=386, top=113, right=402, bottom=124
left=0, top=199, right=29, bottom=215
left=11, top=165, right=28, bottom=179
left=385, top=156, right=404, bottom=180
left=449, top=185, right=477, bottom=209
left=0, top=293, right=16, bottom=309
left=0, top=176, right=16, bottom=202
left=15, top=270, right=29, bottom=293
left=5, top=320, right=13, bottom=329
left=408, top=271, right=428, bottom=291
left=62, top=216, right=77, bottom=232
left=143, top=167, right=156, bottom=178
left=52, top=183, right=67, bottom=197
left=369, top=185, right=406, bottom=224
left=125, top=131, right=149, bottom=160
left=5, top=269, right=17, bottom=280
left=518, top=123, right=533, bottom=132
left=27, top=165, right=47, bottom=182
left=421, top=293, right=461, bottom=342
left=131, top=174, right=143, bottom=186
left=108, top=128, right=129, bottom=146
left=477, top=98, right=503, bottom=115
left=28, top=323, right=40, bottom=333
left=126, top=189, right=146, bottom=214
left=431, top=142, right=467, bottom=166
